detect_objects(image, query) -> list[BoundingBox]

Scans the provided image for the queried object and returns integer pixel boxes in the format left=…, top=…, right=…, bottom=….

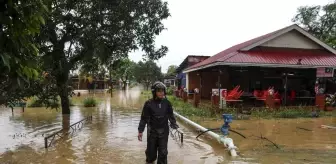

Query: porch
left=187, top=66, right=329, bottom=106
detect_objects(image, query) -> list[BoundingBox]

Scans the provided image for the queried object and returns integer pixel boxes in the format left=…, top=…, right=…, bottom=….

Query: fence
left=44, top=115, right=93, bottom=148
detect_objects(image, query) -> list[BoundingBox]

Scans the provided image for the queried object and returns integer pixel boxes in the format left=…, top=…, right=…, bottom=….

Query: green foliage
left=166, top=65, right=177, bottom=76
left=167, top=96, right=213, bottom=118
left=0, top=0, right=47, bottom=78
left=251, top=107, right=333, bottom=119
left=79, top=58, right=108, bottom=81
left=166, top=95, right=333, bottom=119
left=83, top=97, right=98, bottom=107
left=28, top=97, right=44, bottom=107
left=0, top=0, right=48, bottom=106
left=133, top=60, right=163, bottom=90
left=35, top=0, right=170, bottom=113
left=112, top=58, right=136, bottom=88
left=166, top=86, right=175, bottom=95
left=293, top=1, right=336, bottom=48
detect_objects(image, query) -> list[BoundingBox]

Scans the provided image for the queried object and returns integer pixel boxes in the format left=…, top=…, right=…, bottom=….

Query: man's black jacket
left=138, top=98, right=178, bottom=133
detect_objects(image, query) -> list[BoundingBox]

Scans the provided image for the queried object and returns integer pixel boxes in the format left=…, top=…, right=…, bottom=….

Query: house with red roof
left=182, top=24, right=336, bottom=106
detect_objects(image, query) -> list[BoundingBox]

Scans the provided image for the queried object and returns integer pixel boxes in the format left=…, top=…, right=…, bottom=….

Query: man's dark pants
left=146, top=128, right=169, bottom=164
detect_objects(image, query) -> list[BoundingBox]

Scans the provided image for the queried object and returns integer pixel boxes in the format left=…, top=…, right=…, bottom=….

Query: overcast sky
left=129, top=0, right=332, bottom=73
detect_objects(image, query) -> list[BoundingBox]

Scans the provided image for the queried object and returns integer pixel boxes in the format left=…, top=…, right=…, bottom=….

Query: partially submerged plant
left=83, top=97, right=97, bottom=107
left=28, top=97, right=60, bottom=108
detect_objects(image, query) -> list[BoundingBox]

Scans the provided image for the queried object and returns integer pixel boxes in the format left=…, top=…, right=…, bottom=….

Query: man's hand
left=170, top=124, right=179, bottom=129
left=138, top=132, right=143, bottom=141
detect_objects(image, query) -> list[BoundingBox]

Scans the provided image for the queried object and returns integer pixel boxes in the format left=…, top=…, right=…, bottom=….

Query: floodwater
left=0, top=87, right=335, bottom=164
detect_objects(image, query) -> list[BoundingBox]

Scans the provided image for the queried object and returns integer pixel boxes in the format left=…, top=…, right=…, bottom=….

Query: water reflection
left=0, top=87, right=335, bottom=163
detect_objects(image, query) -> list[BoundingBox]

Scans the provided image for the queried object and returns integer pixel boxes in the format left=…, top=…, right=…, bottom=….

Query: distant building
left=163, top=75, right=176, bottom=87
left=70, top=75, right=113, bottom=90
left=176, top=55, right=210, bottom=90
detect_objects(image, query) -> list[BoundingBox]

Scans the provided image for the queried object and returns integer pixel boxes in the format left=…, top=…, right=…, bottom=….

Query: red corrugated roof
left=226, top=51, right=336, bottom=66
left=185, top=24, right=336, bottom=72
left=186, top=26, right=287, bottom=70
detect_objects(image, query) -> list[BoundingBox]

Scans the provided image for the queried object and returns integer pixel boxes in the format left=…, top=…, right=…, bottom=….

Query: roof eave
left=183, top=62, right=221, bottom=73
left=240, top=24, right=336, bottom=55
left=183, top=62, right=336, bottom=73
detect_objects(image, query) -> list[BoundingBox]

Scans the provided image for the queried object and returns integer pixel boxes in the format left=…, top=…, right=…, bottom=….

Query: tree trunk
left=145, top=82, right=150, bottom=90
left=59, top=84, right=71, bottom=114
left=122, top=81, right=127, bottom=90
left=109, top=70, right=113, bottom=97
left=56, top=69, right=71, bottom=114
left=62, top=114, right=70, bottom=131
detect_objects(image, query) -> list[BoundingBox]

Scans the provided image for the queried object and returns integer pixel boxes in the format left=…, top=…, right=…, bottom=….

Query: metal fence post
left=44, top=137, right=48, bottom=149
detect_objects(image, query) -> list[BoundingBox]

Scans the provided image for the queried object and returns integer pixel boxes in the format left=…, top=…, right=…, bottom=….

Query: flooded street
left=0, top=87, right=335, bottom=163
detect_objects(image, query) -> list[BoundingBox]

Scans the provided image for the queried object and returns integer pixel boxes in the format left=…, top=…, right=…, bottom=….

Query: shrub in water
left=28, top=97, right=60, bottom=108
left=28, top=97, right=44, bottom=107
left=83, top=97, right=97, bottom=107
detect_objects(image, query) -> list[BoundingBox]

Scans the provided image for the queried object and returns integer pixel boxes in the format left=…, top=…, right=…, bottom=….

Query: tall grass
left=167, top=96, right=214, bottom=118
left=250, top=107, right=333, bottom=119
left=144, top=93, right=335, bottom=119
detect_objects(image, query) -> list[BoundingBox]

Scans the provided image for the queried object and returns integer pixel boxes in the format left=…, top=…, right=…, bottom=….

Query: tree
left=293, top=1, right=336, bottom=48
left=37, top=0, right=170, bottom=114
left=113, top=58, right=136, bottom=90
left=133, top=60, right=163, bottom=90
left=0, top=0, right=48, bottom=106
left=166, top=65, right=177, bottom=76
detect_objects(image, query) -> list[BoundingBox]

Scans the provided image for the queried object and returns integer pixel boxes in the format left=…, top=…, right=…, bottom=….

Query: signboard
left=212, top=88, right=227, bottom=109
left=316, top=67, right=334, bottom=78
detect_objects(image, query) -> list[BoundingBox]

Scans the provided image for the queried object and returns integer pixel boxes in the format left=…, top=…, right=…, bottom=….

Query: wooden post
left=175, top=90, right=179, bottom=97
left=211, top=95, right=219, bottom=108
left=193, top=92, right=200, bottom=108
left=284, top=72, right=288, bottom=106
left=182, top=91, right=188, bottom=103
left=316, top=94, right=326, bottom=110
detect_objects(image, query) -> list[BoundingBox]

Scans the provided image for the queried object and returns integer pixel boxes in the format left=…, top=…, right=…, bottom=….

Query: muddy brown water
left=0, top=87, right=335, bottom=164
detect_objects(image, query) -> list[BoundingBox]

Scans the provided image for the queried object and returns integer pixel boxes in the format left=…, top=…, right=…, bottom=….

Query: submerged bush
left=28, top=97, right=44, bottom=107
left=83, top=97, right=97, bottom=107
left=28, top=97, right=60, bottom=108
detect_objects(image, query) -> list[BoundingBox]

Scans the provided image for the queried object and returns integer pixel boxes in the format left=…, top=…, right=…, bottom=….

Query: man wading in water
left=138, top=82, right=179, bottom=164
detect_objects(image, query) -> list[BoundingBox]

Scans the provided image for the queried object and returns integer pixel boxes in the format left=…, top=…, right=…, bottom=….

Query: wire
left=196, top=128, right=246, bottom=139
left=229, top=129, right=247, bottom=138
left=296, top=127, right=312, bottom=131
left=196, top=128, right=220, bottom=139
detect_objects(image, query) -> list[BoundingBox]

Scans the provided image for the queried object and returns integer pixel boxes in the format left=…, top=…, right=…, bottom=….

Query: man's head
left=151, top=81, right=166, bottom=99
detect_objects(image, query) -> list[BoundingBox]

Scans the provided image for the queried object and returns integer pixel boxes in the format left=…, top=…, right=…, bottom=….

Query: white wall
left=261, top=30, right=323, bottom=49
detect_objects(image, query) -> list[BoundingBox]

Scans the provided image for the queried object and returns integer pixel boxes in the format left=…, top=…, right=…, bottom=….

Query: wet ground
left=0, top=87, right=335, bottom=164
